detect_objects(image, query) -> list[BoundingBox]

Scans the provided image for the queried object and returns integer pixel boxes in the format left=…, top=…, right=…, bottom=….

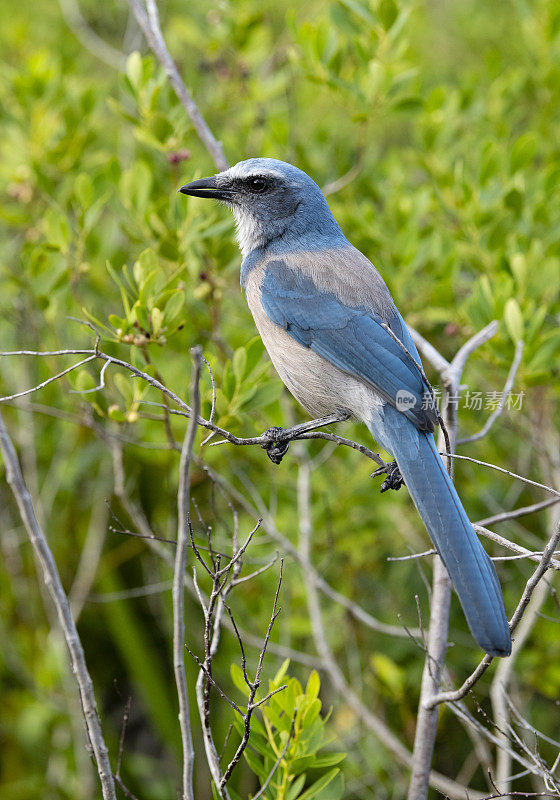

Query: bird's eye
left=249, top=177, right=267, bottom=193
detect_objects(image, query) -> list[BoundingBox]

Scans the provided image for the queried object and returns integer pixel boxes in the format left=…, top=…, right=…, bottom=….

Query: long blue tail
left=369, top=404, right=511, bottom=657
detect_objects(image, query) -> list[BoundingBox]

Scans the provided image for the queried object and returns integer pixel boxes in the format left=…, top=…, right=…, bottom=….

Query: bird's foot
left=261, top=426, right=290, bottom=465
left=372, top=460, right=405, bottom=493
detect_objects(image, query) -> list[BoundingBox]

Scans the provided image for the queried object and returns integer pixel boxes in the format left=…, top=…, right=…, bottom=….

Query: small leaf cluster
left=86, top=247, right=187, bottom=346
left=229, top=660, right=345, bottom=800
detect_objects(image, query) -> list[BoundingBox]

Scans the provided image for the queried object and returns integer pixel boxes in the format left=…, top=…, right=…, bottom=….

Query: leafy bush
left=1, top=0, right=559, bottom=798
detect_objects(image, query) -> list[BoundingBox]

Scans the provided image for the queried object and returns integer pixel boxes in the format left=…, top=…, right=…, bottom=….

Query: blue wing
left=260, top=259, right=437, bottom=431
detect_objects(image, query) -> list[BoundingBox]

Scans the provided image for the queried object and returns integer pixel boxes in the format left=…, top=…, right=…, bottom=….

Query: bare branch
left=195, top=593, right=231, bottom=799
left=232, top=551, right=280, bottom=585
left=115, top=696, right=132, bottom=781
left=491, top=579, right=551, bottom=796
left=408, top=326, right=451, bottom=375
left=0, top=354, right=96, bottom=402
left=187, top=646, right=244, bottom=717
left=0, top=412, right=116, bottom=800
left=70, top=358, right=111, bottom=394
left=173, top=346, right=203, bottom=800
left=58, top=0, right=126, bottom=69
left=458, top=340, right=524, bottom=445
left=476, top=497, right=560, bottom=527
left=474, top=525, right=560, bottom=571
left=425, top=519, right=560, bottom=709
left=446, top=321, right=499, bottom=388
left=126, top=0, right=228, bottom=170
left=0, top=348, right=383, bottom=469
left=509, top=520, right=560, bottom=630
left=202, top=459, right=419, bottom=638
left=439, top=452, right=560, bottom=499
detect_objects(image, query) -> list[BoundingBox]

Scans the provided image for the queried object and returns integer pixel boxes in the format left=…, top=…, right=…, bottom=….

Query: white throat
left=232, top=206, right=267, bottom=258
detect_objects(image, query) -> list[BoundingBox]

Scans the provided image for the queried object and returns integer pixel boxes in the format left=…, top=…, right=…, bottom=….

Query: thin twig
left=116, top=696, right=132, bottom=779
left=127, top=0, right=228, bottom=170
left=200, top=356, right=217, bottom=446
left=232, top=551, right=280, bottom=585
left=439, top=453, right=560, bottom=499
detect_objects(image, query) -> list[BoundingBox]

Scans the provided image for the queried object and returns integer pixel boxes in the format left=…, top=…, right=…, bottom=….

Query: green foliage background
left=1, top=0, right=559, bottom=797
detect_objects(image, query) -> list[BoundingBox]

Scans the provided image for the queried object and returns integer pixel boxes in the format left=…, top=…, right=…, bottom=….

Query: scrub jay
left=180, top=158, right=511, bottom=657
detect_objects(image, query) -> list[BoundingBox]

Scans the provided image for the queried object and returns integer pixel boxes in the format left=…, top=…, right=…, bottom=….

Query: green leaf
left=297, top=768, right=340, bottom=799
left=74, top=173, right=94, bottom=208
left=378, top=0, right=398, bottom=30
left=392, top=96, right=423, bottom=112
left=244, top=381, right=283, bottom=411
left=108, top=405, right=126, bottom=422
left=305, top=671, right=320, bottom=701
left=246, top=730, right=274, bottom=759
left=510, top=132, right=537, bottom=173
left=134, top=248, right=158, bottom=285
left=316, top=769, right=344, bottom=799
left=108, top=314, right=125, bottom=330
left=230, top=663, right=249, bottom=695
left=151, top=307, right=163, bottom=336
left=133, top=301, right=150, bottom=331
left=126, top=51, right=143, bottom=91
left=113, top=373, right=134, bottom=404
left=42, top=209, right=70, bottom=252
left=301, top=698, right=321, bottom=729
left=370, top=653, right=404, bottom=697
left=233, top=347, right=247, bottom=382
left=244, top=748, right=269, bottom=781
left=311, top=752, right=346, bottom=768
left=286, top=774, right=306, bottom=800
left=338, top=0, right=375, bottom=26
left=263, top=703, right=288, bottom=733
left=504, top=298, right=524, bottom=343
left=73, top=369, right=95, bottom=392
left=163, top=290, right=185, bottom=324
left=504, top=187, right=523, bottom=216
left=273, top=659, right=291, bottom=686
left=290, top=755, right=316, bottom=776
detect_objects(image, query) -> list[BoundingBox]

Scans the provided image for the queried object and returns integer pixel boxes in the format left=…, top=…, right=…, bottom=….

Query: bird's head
left=179, top=158, right=343, bottom=257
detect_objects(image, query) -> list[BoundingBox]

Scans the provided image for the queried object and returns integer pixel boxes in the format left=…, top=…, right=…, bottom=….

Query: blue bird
left=179, top=158, right=511, bottom=657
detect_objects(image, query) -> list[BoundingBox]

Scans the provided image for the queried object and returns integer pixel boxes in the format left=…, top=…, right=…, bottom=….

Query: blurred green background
left=1, top=0, right=559, bottom=797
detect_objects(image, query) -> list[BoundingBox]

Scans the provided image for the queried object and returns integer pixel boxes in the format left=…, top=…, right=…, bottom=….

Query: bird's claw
left=261, top=426, right=290, bottom=465
left=372, top=460, right=405, bottom=492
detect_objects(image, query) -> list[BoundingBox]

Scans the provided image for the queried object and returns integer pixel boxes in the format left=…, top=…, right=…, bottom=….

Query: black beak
left=178, top=176, right=232, bottom=201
